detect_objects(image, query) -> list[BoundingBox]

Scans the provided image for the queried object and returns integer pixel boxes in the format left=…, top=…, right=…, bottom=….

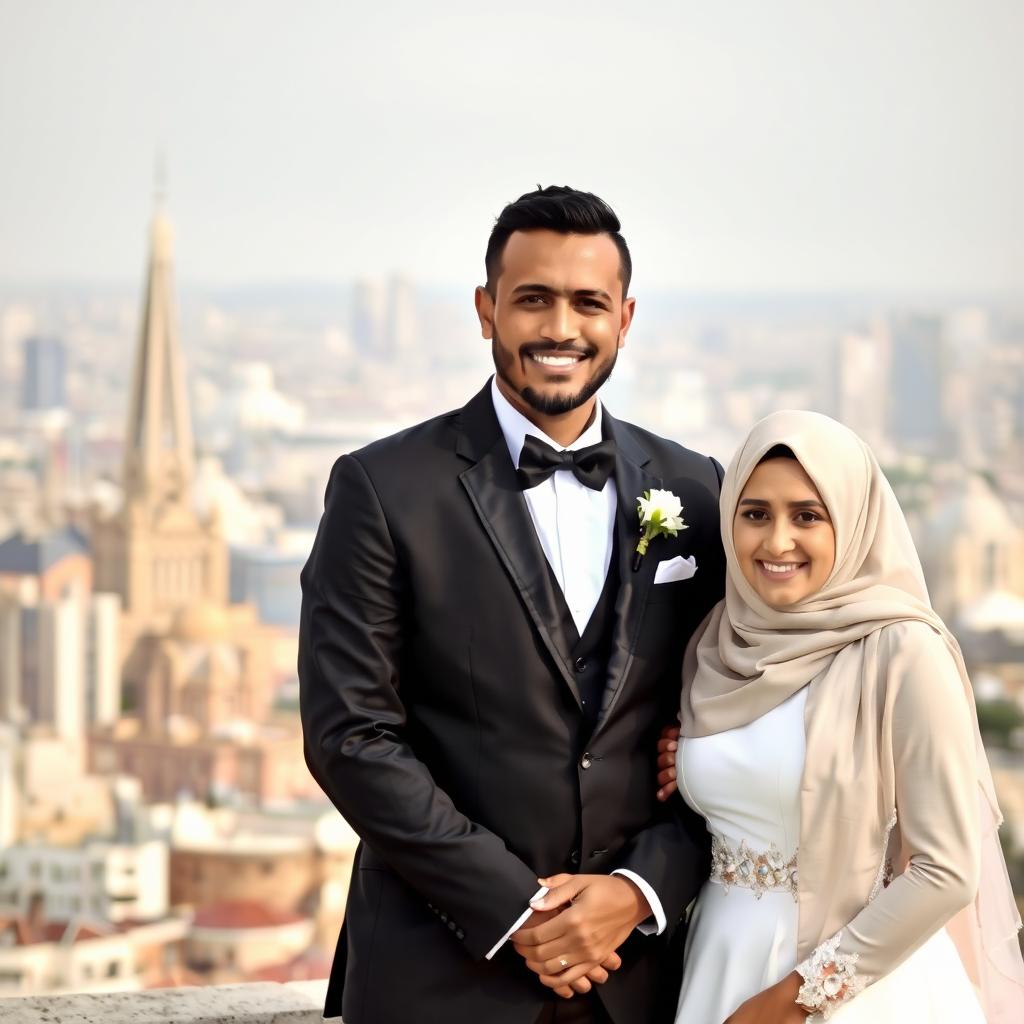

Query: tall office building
left=886, top=315, right=951, bottom=456
left=836, top=329, right=889, bottom=455
left=0, top=528, right=120, bottom=738
left=384, top=275, right=417, bottom=357
left=351, top=279, right=386, bottom=357
left=21, top=336, right=66, bottom=412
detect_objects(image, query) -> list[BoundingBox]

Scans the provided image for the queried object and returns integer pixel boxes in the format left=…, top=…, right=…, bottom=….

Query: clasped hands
left=510, top=873, right=650, bottom=1000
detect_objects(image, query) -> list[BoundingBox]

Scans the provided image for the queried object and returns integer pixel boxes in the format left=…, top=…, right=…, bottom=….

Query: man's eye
left=520, top=295, right=546, bottom=305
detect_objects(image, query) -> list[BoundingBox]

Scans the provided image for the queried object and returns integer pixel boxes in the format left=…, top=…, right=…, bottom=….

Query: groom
left=299, top=186, right=725, bottom=1024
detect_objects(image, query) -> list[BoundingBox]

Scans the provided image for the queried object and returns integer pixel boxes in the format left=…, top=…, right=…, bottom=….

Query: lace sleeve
left=795, top=930, right=867, bottom=1020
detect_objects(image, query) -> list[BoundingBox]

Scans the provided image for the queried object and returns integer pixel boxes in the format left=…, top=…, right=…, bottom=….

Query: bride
left=656, top=410, right=1024, bottom=1022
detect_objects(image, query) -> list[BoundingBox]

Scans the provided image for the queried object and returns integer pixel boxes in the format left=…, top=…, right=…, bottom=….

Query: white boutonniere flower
left=634, top=489, right=687, bottom=570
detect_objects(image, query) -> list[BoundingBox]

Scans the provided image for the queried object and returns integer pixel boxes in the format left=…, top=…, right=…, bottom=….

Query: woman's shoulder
left=875, top=618, right=946, bottom=654
left=875, top=619, right=962, bottom=701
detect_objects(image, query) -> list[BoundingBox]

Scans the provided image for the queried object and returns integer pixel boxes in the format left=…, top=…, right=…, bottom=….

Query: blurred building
left=836, top=328, right=889, bottom=455
left=351, top=279, right=386, bottom=357
left=0, top=528, right=121, bottom=735
left=89, top=717, right=316, bottom=806
left=91, top=210, right=227, bottom=640
left=351, top=276, right=418, bottom=360
left=920, top=474, right=1024, bottom=624
left=0, top=905, right=188, bottom=997
left=185, top=902, right=314, bottom=979
left=167, top=801, right=356, bottom=952
left=887, top=315, right=953, bottom=456
left=0, top=726, right=18, bottom=850
left=384, top=275, right=417, bottom=357
left=20, top=336, right=66, bottom=413
left=229, top=530, right=312, bottom=628
left=0, top=838, right=168, bottom=924
left=84, top=206, right=302, bottom=805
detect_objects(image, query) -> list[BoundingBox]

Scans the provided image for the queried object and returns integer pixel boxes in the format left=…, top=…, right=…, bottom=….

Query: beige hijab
left=680, top=410, right=1023, bottom=1021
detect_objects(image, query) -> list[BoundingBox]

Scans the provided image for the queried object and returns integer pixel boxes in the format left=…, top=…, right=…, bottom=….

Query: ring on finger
left=558, top=957, right=569, bottom=970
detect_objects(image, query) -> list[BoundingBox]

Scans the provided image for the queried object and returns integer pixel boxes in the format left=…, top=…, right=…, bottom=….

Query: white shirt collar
left=489, top=376, right=604, bottom=469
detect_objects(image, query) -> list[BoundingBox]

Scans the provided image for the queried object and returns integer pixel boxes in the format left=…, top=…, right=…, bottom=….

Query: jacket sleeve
left=298, top=453, right=541, bottom=960
left=615, top=802, right=713, bottom=926
left=795, top=627, right=980, bottom=1019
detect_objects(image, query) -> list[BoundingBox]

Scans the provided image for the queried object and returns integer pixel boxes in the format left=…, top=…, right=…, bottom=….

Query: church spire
left=121, top=199, right=195, bottom=509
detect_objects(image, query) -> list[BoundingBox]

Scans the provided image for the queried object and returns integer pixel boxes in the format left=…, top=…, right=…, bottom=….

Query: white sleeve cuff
left=612, top=869, right=666, bottom=936
left=484, top=886, right=548, bottom=960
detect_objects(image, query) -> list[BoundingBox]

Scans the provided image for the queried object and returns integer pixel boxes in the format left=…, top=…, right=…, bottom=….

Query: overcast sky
left=1, top=0, right=1021, bottom=291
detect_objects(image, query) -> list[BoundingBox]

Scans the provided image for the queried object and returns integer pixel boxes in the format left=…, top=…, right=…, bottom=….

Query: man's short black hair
left=484, top=185, right=632, bottom=297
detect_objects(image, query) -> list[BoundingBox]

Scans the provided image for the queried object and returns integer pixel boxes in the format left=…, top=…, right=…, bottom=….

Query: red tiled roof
left=0, top=918, right=106, bottom=945
left=0, top=919, right=36, bottom=946
left=191, top=901, right=306, bottom=930
left=247, top=950, right=332, bottom=983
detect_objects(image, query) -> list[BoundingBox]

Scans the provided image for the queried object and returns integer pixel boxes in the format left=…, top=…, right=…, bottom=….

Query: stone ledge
left=0, top=979, right=331, bottom=1023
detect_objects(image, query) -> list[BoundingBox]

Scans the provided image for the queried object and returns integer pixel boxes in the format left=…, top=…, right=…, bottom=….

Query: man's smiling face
left=476, top=229, right=634, bottom=418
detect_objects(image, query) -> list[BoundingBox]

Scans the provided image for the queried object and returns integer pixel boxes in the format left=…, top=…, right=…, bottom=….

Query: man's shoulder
left=347, top=407, right=462, bottom=472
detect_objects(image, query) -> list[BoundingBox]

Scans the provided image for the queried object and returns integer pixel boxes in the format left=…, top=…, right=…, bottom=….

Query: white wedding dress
left=673, top=687, right=985, bottom=1023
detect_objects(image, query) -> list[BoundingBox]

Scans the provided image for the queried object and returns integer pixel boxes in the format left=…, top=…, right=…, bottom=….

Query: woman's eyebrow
left=737, top=498, right=827, bottom=510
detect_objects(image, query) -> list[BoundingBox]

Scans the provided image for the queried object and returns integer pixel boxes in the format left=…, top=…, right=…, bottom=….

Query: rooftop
left=0, top=527, right=89, bottom=575
left=192, top=901, right=307, bottom=930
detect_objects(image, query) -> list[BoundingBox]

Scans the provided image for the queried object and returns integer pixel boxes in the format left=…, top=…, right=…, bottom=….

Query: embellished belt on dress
left=709, top=831, right=798, bottom=900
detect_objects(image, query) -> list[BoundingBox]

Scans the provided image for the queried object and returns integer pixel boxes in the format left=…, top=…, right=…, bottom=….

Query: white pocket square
left=653, top=555, right=698, bottom=584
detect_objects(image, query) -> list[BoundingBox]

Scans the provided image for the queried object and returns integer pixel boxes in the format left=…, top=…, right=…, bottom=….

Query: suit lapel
left=596, top=413, right=661, bottom=730
left=456, top=385, right=582, bottom=707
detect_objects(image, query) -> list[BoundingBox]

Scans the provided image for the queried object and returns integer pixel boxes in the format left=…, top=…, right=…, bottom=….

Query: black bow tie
left=517, top=434, right=617, bottom=492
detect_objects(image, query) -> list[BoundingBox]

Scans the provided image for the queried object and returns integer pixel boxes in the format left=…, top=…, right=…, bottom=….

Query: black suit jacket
left=298, top=382, right=726, bottom=1024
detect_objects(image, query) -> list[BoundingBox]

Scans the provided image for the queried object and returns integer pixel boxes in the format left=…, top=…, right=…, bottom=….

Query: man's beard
left=492, top=330, right=619, bottom=416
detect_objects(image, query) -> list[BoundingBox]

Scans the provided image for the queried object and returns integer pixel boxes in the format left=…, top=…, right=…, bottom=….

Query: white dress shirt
left=485, top=378, right=666, bottom=960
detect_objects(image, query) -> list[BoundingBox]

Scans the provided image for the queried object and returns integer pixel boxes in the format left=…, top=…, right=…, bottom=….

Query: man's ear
left=475, top=285, right=494, bottom=340
left=617, top=296, right=636, bottom=349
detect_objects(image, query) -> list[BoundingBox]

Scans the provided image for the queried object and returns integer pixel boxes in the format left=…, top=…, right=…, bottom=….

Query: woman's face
left=732, top=457, right=836, bottom=608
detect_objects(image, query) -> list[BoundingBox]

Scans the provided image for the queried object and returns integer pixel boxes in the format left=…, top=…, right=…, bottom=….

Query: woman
left=655, top=410, right=1024, bottom=1022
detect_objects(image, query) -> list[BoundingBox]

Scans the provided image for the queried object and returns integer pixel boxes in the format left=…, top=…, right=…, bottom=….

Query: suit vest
left=543, top=534, right=620, bottom=740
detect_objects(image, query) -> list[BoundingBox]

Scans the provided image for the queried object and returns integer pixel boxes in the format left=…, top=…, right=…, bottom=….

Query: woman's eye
left=795, top=511, right=821, bottom=524
left=742, top=509, right=768, bottom=521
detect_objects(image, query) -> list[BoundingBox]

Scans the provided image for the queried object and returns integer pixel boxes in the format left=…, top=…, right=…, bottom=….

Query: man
left=299, top=186, right=725, bottom=1024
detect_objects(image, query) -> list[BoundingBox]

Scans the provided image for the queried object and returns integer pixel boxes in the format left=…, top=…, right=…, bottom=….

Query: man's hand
left=511, top=873, right=650, bottom=993
left=514, top=906, right=622, bottom=999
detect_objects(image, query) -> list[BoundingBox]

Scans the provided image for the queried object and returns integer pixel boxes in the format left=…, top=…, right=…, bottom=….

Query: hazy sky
left=1, top=0, right=1021, bottom=291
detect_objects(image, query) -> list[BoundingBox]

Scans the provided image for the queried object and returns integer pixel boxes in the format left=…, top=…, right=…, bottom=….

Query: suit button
left=456, top=929, right=465, bottom=940
left=569, top=849, right=581, bottom=866
left=440, top=912, right=448, bottom=923
left=574, top=657, right=587, bottom=673
left=448, top=920, right=457, bottom=931
left=580, top=753, right=593, bottom=770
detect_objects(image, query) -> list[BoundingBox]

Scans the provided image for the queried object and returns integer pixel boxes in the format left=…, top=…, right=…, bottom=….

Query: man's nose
left=539, top=300, right=579, bottom=344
